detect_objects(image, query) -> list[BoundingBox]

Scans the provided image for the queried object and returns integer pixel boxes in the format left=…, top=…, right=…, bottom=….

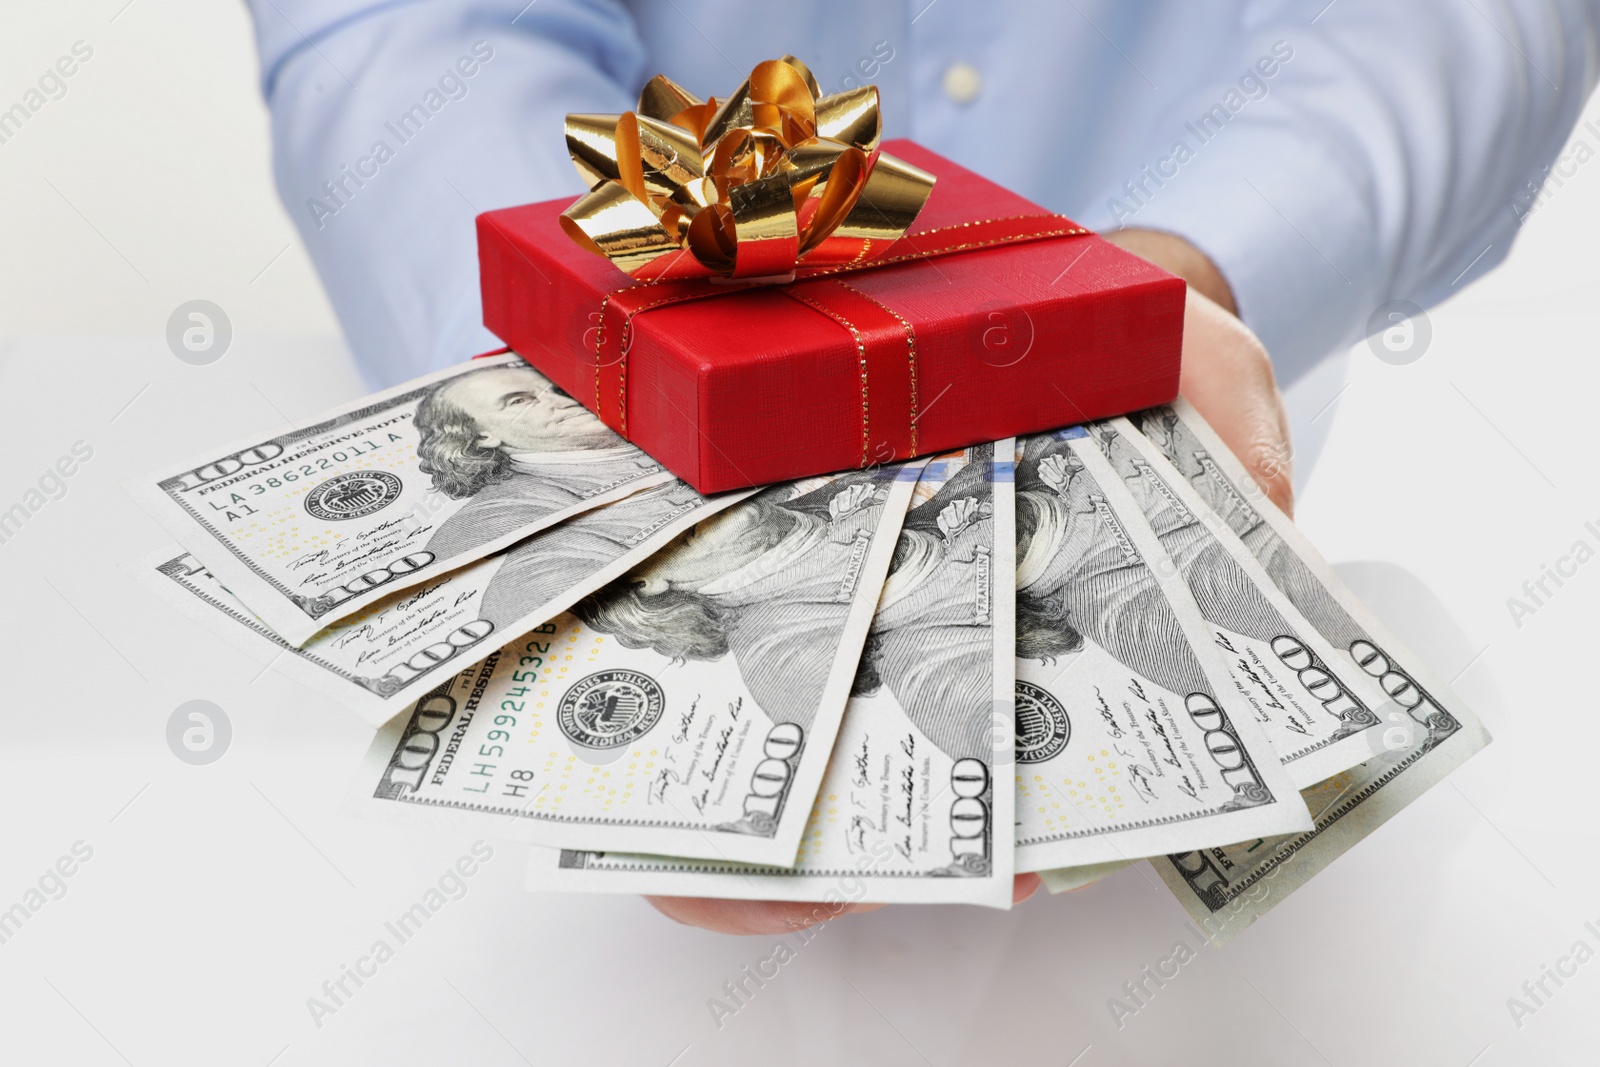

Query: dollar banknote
left=126, top=354, right=672, bottom=645
left=1091, top=420, right=1387, bottom=787
left=526, top=443, right=1018, bottom=907
left=129, top=480, right=753, bottom=725
left=1038, top=859, right=1135, bottom=893
left=345, top=465, right=920, bottom=867
left=1012, top=428, right=1311, bottom=874
left=1128, top=400, right=1491, bottom=942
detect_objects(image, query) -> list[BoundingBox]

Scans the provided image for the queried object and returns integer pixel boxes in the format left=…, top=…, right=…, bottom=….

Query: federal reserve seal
left=1015, top=680, right=1070, bottom=763
left=558, top=670, right=666, bottom=750
left=304, top=470, right=403, bottom=520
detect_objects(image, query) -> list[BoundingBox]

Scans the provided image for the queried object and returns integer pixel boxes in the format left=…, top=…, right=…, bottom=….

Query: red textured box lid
left=478, top=140, right=1184, bottom=493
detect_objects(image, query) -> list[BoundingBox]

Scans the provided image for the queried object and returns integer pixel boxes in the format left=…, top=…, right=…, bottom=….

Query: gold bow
left=559, top=56, right=935, bottom=281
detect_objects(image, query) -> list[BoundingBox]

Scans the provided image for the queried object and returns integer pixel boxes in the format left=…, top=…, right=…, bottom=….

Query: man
left=414, top=361, right=665, bottom=559
left=246, top=0, right=1600, bottom=931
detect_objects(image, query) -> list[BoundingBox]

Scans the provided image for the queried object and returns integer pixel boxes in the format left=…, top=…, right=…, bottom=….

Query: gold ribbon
left=559, top=56, right=936, bottom=281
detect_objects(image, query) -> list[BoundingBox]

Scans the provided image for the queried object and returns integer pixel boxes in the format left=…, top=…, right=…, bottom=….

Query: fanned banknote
left=1012, top=428, right=1311, bottom=874
left=126, top=354, right=672, bottom=645
left=345, top=465, right=920, bottom=867
left=1091, top=420, right=1388, bottom=787
left=1038, top=859, right=1135, bottom=893
left=1128, top=400, right=1491, bottom=942
left=129, top=480, right=753, bottom=724
left=527, top=443, right=1017, bottom=907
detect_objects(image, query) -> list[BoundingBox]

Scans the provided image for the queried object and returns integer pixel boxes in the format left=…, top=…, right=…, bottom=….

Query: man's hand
left=647, top=875, right=1042, bottom=935
left=1105, top=229, right=1295, bottom=516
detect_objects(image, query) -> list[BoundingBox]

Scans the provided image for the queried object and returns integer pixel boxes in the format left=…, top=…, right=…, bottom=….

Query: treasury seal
left=304, top=470, right=403, bottom=520
left=1015, top=680, right=1070, bottom=764
left=558, top=670, right=666, bottom=750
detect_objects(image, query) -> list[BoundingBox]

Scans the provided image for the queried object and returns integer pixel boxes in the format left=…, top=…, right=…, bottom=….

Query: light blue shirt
left=246, top=0, right=1600, bottom=389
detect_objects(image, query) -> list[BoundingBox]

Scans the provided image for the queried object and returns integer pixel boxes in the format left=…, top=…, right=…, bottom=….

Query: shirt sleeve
left=1079, top=0, right=1600, bottom=383
left=244, top=0, right=649, bottom=386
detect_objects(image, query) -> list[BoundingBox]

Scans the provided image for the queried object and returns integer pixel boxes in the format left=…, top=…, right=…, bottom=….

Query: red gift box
left=477, top=140, right=1184, bottom=494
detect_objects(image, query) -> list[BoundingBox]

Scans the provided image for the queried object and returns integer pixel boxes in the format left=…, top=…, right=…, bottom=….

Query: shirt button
left=942, top=62, right=982, bottom=105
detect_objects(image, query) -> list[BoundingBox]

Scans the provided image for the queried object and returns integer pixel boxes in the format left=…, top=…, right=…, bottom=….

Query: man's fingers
left=646, top=895, right=885, bottom=935
left=1176, top=287, right=1295, bottom=518
left=648, top=874, right=1043, bottom=934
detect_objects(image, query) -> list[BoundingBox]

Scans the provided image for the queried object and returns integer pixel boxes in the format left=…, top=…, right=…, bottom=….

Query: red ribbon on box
left=586, top=213, right=1090, bottom=466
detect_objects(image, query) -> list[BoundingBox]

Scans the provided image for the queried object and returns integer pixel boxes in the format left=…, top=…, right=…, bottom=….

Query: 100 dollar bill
left=1097, top=420, right=1389, bottom=787
left=530, top=443, right=1018, bottom=906
left=131, top=480, right=753, bottom=724
left=1038, top=859, right=1135, bottom=893
left=346, top=466, right=920, bottom=867
left=1129, top=400, right=1490, bottom=942
left=1012, top=428, right=1311, bottom=873
left=127, top=354, right=670, bottom=645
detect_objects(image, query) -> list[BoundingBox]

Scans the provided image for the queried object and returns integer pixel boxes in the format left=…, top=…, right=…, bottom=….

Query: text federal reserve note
left=1129, top=400, right=1491, bottom=942
left=346, top=466, right=920, bottom=867
left=127, top=354, right=671, bottom=645
left=1012, top=429, right=1310, bottom=874
left=131, top=480, right=753, bottom=725
left=528, top=443, right=1017, bottom=906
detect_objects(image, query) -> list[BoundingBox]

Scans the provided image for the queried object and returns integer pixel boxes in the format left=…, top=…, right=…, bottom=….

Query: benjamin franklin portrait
left=574, top=471, right=895, bottom=734
left=412, top=361, right=662, bottom=559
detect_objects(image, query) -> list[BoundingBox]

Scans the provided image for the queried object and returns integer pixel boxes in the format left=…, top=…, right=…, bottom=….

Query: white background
left=2, top=3, right=1599, bottom=1065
